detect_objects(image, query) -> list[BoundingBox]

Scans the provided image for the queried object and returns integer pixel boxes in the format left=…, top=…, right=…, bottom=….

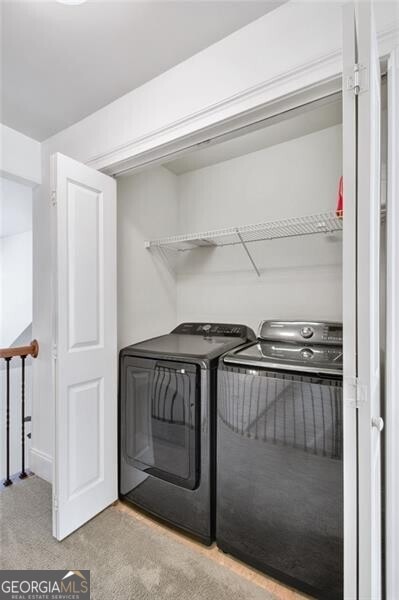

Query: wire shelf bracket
left=235, top=229, right=261, bottom=277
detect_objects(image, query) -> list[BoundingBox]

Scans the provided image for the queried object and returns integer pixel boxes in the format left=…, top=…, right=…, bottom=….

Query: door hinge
left=52, top=343, right=57, bottom=360
left=347, top=63, right=368, bottom=96
left=372, top=416, right=384, bottom=432
left=345, top=376, right=366, bottom=408
left=51, top=190, right=57, bottom=207
left=53, top=496, right=59, bottom=512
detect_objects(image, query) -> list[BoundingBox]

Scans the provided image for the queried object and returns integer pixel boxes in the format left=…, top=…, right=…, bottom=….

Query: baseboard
left=30, top=448, right=52, bottom=483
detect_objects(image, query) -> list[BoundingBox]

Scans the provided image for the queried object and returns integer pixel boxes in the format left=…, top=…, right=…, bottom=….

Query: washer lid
left=123, top=333, right=251, bottom=361
left=122, top=322, right=255, bottom=362
left=224, top=341, right=343, bottom=375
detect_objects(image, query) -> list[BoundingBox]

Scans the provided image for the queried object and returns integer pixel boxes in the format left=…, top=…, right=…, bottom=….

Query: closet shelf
left=144, top=211, right=343, bottom=253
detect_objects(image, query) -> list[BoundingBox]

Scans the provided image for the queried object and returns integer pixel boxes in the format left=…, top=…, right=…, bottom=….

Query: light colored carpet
left=0, top=476, right=274, bottom=600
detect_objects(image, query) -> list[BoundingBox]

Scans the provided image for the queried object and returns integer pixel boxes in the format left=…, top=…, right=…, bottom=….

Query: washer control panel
left=172, top=322, right=256, bottom=339
left=322, top=324, right=343, bottom=343
left=259, top=321, right=343, bottom=345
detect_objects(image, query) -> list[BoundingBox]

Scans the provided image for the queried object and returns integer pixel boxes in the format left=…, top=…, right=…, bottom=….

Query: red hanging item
left=336, top=176, right=343, bottom=217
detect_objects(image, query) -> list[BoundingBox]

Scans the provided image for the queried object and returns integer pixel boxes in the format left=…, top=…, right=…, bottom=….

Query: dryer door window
left=123, top=359, right=200, bottom=490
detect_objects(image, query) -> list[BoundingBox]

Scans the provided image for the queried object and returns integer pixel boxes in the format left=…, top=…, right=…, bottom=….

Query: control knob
left=301, top=326, right=314, bottom=339
left=301, top=348, right=314, bottom=360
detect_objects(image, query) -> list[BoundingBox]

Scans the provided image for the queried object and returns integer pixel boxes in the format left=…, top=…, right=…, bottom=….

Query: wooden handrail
left=0, top=340, right=39, bottom=360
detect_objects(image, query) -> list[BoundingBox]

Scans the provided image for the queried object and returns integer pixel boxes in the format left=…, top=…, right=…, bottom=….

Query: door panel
left=52, top=153, right=117, bottom=541
left=66, top=180, right=103, bottom=350
left=355, top=4, right=382, bottom=599
left=342, top=6, right=358, bottom=598
left=67, top=378, right=103, bottom=499
left=343, top=3, right=383, bottom=598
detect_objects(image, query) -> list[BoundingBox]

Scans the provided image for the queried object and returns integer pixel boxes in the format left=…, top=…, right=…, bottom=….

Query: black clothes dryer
left=119, top=322, right=255, bottom=544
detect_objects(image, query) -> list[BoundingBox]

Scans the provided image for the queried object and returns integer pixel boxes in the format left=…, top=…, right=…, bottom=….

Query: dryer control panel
left=172, top=322, right=256, bottom=339
left=259, top=321, right=343, bottom=345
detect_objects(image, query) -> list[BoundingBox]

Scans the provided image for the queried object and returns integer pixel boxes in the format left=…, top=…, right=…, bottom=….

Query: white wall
left=0, top=231, right=33, bottom=348
left=0, top=124, right=41, bottom=185
left=0, top=175, right=33, bottom=481
left=117, top=166, right=178, bottom=349
left=0, top=177, right=33, bottom=238
left=117, top=124, right=342, bottom=343
left=0, top=177, right=32, bottom=347
left=0, top=176, right=33, bottom=348
left=176, top=125, right=343, bottom=332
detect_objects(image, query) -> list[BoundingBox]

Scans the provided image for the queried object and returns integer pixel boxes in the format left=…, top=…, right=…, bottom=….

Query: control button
left=301, top=326, right=314, bottom=339
left=301, top=348, right=314, bottom=360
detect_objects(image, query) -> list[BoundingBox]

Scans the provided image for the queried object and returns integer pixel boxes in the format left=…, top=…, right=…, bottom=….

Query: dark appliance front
left=216, top=321, right=343, bottom=600
left=119, top=322, right=255, bottom=544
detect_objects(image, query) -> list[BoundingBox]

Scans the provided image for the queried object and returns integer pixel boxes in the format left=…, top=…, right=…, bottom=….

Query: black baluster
left=19, top=355, right=27, bottom=479
left=4, top=357, right=12, bottom=486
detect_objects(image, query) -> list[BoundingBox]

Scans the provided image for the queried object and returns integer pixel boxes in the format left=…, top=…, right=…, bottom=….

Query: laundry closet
left=117, top=94, right=343, bottom=349
left=116, top=93, right=345, bottom=599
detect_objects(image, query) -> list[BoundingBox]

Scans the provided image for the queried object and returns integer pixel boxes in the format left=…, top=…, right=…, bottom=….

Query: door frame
left=386, top=46, right=399, bottom=600
left=91, top=78, right=342, bottom=178
left=96, top=75, right=359, bottom=592
left=342, top=5, right=358, bottom=598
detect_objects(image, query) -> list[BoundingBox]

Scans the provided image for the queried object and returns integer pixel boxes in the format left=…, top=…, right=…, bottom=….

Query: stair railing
left=0, top=340, right=39, bottom=486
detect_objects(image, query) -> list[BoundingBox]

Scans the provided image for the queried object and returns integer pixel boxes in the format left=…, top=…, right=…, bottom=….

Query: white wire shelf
left=145, top=211, right=343, bottom=252
left=145, top=211, right=343, bottom=277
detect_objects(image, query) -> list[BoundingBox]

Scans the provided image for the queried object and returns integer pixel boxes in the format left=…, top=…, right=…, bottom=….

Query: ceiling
left=1, top=0, right=285, bottom=141
left=164, top=94, right=342, bottom=175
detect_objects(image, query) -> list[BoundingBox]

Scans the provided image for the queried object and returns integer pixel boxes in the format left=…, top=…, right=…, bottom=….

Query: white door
left=386, top=46, right=399, bottom=600
left=51, top=153, right=117, bottom=540
left=342, top=5, right=358, bottom=598
left=343, top=3, right=382, bottom=599
left=356, top=4, right=382, bottom=599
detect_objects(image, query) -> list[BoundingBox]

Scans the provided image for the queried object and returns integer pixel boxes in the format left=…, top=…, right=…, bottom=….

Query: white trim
left=386, top=46, right=399, bottom=600
left=342, top=5, right=358, bottom=599
left=100, top=80, right=342, bottom=178
left=30, top=447, right=53, bottom=483
left=86, top=24, right=396, bottom=176
left=88, top=52, right=342, bottom=172
left=356, top=3, right=382, bottom=598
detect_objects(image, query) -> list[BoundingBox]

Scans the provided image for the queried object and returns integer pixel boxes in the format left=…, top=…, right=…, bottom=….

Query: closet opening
left=116, top=91, right=343, bottom=347
left=116, top=90, right=345, bottom=600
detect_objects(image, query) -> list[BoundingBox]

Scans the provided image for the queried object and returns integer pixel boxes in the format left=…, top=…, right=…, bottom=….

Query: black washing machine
left=217, top=321, right=343, bottom=599
left=119, top=322, right=255, bottom=544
